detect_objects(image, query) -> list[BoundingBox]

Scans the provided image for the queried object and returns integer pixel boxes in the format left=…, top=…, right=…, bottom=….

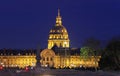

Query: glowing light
left=25, top=66, right=29, bottom=71
left=64, top=41, right=67, bottom=44
left=0, top=66, right=3, bottom=70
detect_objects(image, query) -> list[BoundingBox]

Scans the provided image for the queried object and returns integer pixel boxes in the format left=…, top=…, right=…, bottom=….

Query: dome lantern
left=56, top=9, right=62, bottom=26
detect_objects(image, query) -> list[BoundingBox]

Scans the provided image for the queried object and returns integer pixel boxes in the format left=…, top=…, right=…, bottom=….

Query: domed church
left=48, top=9, right=69, bottom=49
left=0, top=9, right=101, bottom=69
left=40, top=9, right=101, bottom=68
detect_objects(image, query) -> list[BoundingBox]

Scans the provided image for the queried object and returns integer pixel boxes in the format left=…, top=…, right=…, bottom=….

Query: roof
left=0, top=49, right=38, bottom=56
left=49, top=25, right=68, bottom=34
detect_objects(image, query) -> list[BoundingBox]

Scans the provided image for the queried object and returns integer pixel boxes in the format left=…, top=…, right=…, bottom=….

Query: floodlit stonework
left=41, top=9, right=101, bottom=68
left=0, top=52, right=36, bottom=68
left=48, top=9, right=69, bottom=49
left=0, top=9, right=101, bottom=69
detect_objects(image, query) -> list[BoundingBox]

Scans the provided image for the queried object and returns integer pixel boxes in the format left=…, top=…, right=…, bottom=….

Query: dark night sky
left=0, top=0, right=120, bottom=49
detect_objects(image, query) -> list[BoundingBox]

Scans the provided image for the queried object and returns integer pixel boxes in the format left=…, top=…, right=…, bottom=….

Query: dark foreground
left=0, top=69, right=119, bottom=76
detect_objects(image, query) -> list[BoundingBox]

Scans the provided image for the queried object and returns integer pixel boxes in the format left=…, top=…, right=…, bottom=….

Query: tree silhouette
left=80, top=47, right=94, bottom=67
left=100, top=38, right=120, bottom=70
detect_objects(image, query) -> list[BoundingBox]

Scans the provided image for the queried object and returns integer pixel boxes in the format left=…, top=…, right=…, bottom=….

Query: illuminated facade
left=0, top=49, right=36, bottom=68
left=0, top=9, right=101, bottom=69
left=40, top=48, right=101, bottom=68
left=41, top=10, right=101, bottom=68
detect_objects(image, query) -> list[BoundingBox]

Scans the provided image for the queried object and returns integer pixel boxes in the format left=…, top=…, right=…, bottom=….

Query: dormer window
left=57, top=30, right=59, bottom=32
left=53, top=30, right=55, bottom=32
left=50, top=30, right=52, bottom=32
left=18, top=53, right=20, bottom=56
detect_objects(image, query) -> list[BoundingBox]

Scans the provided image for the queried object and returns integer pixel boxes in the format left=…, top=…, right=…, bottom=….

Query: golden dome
left=48, top=9, right=70, bottom=49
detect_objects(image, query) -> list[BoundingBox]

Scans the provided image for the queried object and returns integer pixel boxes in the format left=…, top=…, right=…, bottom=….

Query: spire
left=56, top=9, right=62, bottom=26
left=58, top=9, right=60, bottom=17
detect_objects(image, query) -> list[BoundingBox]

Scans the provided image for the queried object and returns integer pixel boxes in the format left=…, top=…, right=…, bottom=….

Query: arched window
left=47, top=57, right=49, bottom=61
left=43, top=57, right=45, bottom=61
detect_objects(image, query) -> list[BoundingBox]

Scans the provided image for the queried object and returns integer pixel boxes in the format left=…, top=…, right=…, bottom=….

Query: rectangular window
left=50, top=58, right=52, bottom=61
left=47, top=57, right=49, bottom=61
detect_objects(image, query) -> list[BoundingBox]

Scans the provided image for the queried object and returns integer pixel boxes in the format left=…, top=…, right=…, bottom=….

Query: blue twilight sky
left=0, top=0, right=120, bottom=49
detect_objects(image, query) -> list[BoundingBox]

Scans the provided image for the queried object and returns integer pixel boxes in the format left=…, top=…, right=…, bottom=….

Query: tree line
left=80, top=37, right=120, bottom=71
